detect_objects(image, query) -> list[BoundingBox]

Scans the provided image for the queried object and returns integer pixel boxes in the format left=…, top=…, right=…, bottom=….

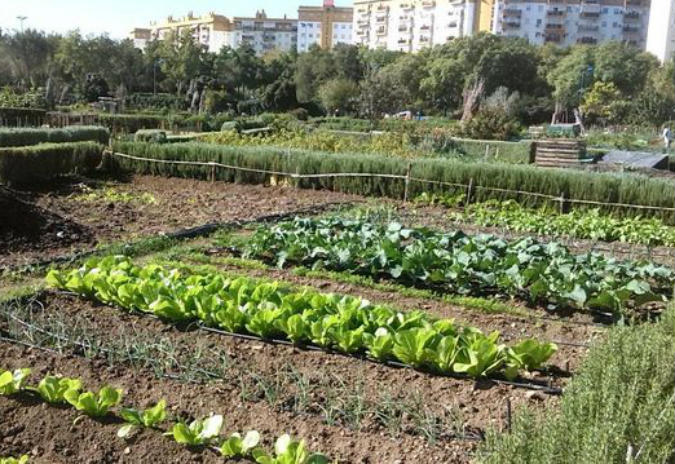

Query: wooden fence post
left=466, top=178, right=474, bottom=205
left=210, top=162, right=216, bottom=183
left=559, top=191, right=567, bottom=214
left=403, top=162, right=412, bottom=204
left=505, top=398, right=512, bottom=433
left=484, top=145, right=490, bottom=159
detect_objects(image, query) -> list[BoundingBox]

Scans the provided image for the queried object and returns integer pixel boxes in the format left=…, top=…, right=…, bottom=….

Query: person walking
left=663, top=126, right=672, bottom=152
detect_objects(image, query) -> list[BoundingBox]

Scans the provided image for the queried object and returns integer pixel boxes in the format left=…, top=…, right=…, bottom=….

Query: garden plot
left=0, top=287, right=581, bottom=463
left=0, top=175, right=359, bottom=268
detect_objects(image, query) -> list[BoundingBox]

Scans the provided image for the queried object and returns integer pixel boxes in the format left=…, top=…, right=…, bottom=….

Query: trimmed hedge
left=0, top=107, right=47, bottom=127
left=0, top=142, right=103, bottom=186
left=109, top=142, right=675, bottom=222
left=134, top=129, right=167, bottom=143
left=0, top=126, right=110, bottom=147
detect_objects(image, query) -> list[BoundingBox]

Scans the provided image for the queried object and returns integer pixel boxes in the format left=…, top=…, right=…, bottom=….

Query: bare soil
left=0, top=291, right=587, bottom=463
left=0, top=175, right=360, bottom=269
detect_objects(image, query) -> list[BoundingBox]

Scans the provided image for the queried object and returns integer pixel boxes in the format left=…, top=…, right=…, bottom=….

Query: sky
left=0, top=0, right=351, bottom=39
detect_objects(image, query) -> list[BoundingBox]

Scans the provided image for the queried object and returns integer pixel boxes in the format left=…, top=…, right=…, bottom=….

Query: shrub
left=133, top=130, right=167, bottom=144
left=290, top=108, right=309, bottom=121
left=0, top=141, right=103, bottom=186
left=0, top=126, right=110, bottom=147
left=479, top=306, right=675, bottom=464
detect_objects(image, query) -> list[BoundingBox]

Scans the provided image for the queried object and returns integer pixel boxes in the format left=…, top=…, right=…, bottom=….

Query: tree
left=295, top=45, right=336, bottom=103
left=318, top=78, right=359, bottom=114
left=580, top=81, right=627, bottom=125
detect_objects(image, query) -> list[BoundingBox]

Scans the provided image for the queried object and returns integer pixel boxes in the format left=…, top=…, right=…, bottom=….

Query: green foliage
left=45, top=256, right=556, bottom=380
left=167, top=414, right=223, bottom=446
left=0, top=368, right=31, bottom=395
left=252, top=434, right=329, bottom=464
left=64, top=385, right=123, bottom=417
left=0, top=107, right=46, bottom=127
left=454, top=200, right=675, bottom=247
left=580, top=81, right=628, bottom=126
left=118, top=399, right=168, bottom=438
left=133, top=129, right=167, bottom=144
left=318, top=78, right=359, bottom=114
left=479, top=306, right=675, bottom=464
left=0, top=126, right=109, bottom=147
left=243, top=217, right=674, bottom=313
left=110, top=141, right=674, bottom=222
left=458, top=106, right=521, bottom=140
left=0, top=87, right=46, bottom=108
left=220, top=430, right=261, bottom=459
left=0, top=141, right=103, bottom=186
left=0, top=456, right=29, bottom=464
left=33, top=376, right=82, bottom=403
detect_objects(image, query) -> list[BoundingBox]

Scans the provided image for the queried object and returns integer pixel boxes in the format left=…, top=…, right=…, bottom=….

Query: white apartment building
left=353, top=0, right=477, bottom=52
left=492, top=0, right=651, bottom=48
left=298, top=1, right=354, bottom=52
left=130, top=11, right=297, bottom=55
left=646, top=0, right=675, bottom=61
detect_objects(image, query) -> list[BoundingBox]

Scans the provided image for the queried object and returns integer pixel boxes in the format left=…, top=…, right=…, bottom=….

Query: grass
left=478, top=304, right=675, bottom=464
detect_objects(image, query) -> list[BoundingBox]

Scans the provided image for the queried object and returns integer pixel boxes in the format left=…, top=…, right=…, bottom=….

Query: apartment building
left=353, top=0, right=478, bottom=51
left=129, top=10, right=297, bottom=55
left=646, top=0, right=675, bottom=61
left=492, top=0, right=651, bottom=48
left=298, top=0, right=354, bottom=52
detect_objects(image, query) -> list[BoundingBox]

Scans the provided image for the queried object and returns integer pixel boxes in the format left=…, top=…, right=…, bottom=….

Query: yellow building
left=298, top=0, right=354, bottom=51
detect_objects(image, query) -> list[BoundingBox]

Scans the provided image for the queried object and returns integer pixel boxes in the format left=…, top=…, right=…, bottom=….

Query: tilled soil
left=0, top=175, right=360, bottom=269
left=195, top=260, right=602, bottom=373
left=0, top=291, right=582, bottom=463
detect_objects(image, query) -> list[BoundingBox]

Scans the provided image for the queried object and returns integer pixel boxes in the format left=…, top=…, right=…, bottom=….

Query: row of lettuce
left=238, top=217, right=674, bottom=314
left=46, top=256, right=557, bottom=380
left=0, top=367, right=327, bottom=463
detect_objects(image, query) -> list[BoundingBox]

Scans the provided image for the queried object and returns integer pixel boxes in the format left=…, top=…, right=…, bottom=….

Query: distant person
left=663, top=126, right=672, bottom=151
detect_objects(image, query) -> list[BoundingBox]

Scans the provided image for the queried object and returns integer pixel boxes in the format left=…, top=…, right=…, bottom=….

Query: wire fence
left=106, top=149, right=675, bottom=214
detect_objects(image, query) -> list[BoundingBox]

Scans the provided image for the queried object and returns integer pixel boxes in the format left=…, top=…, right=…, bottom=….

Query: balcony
left=398, top=25, right=408, bottom=31
left=503, top=8, right=522, bottom=18
left=580, top=11, right=601, bottom=19
left=376, top=26, right=387, bottom=36
left=504, top=21, right=521, bottom=29
left=545, top=23, right=565, bottom=31
left=422, top=1, right=436, bottom=8
left=376, top=4, right=389, bottom=11
left=419, top=35, right=431, bottom=42
left=544, top=33, right=563, bottom=43
left=578, top=24, right=599, bottom=32
left=626, top=0, right=644, bottom=5
left=547, top=9, right=565, bottom=17
left=448, top=21, right=458, bottom=28
left=623, top=25, right=640, bottom=34
left=400, top=3, right=413, bottom=10
left=577, top=36, right=598, bottom=44
left=624, top=11, right=640, bottom=20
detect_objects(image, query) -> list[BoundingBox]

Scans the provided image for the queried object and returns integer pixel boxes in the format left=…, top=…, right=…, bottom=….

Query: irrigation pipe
left=45, top=290, right=564, bottom=395
left=106, top=150, right=675, bottom=213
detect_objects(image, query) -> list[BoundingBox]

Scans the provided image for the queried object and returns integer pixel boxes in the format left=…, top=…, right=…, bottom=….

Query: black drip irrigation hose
left=0, top=310, right=486, bottom=444
left=43, top=290, right=565, bottom=395
left=0, top=201, right=354, bottom=275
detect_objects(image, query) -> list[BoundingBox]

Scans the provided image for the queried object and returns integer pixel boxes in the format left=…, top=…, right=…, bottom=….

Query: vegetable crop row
left=45, top=256, right=558, bottom=380
left=241, top=217, right=675, bottom=314
left=445, top=199, right=675, bottom=248
left=0, top=367, right=328, bottom=463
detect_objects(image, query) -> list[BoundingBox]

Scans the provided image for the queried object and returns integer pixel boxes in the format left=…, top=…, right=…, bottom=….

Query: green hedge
left=0, top=107, right=47, bottom=127
left=479, top=306, right=675, bottom=464
left=0, top=126, right=109, bottom=147
left=0, top=141, right=103, bottom=186
left=109, top=142, right=675, bottom=222
left=134, top=129, right=167, bottom=143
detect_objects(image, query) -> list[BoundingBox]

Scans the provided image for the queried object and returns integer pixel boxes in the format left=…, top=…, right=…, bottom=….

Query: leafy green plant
left=32, top=376, right=82, bottom=403
left=64, top=385, right=123, bottom=417
left=167, top=414, right=223, bottom=446
left=220, top=430, right=261, bottom=458
left=0, top=456, right=29, bottom=464
left=118, top=399, right=168, bottom=438
left=46, top=256, right=558, bottom=380
left=0, top=368, right=30, bottom=395
left=252, top=434, right=329, bottom=464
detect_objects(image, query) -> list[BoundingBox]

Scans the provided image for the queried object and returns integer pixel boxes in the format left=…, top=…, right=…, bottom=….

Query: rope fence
left=105, top=149, right=675, bottom=214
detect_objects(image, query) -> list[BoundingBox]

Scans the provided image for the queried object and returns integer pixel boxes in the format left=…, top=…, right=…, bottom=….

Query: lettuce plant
left=64, top=385, right=123, bottom=417
left=167, top=414, right=223, bottom=446
left=32, top=376, right=82, bottom=403
left=0, top=368, right=30, bottom=395
left=0, top=456, right=29, bottom=464
left=252, top=434, right=328, bottom=464
left=220, top=430, right=261, bottom=458
left=118, top=399, right=167, bottom=438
